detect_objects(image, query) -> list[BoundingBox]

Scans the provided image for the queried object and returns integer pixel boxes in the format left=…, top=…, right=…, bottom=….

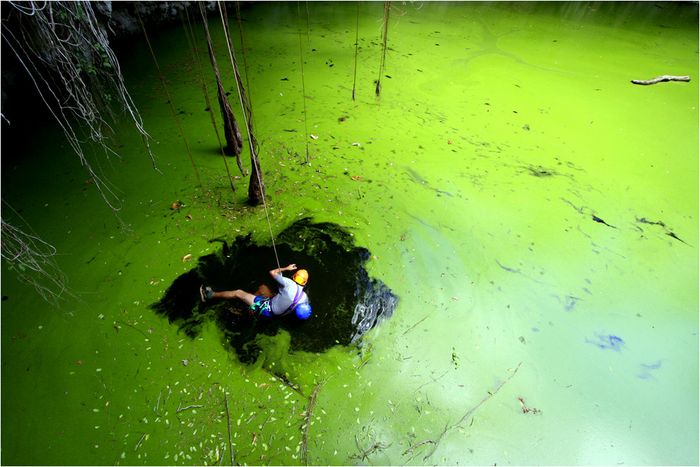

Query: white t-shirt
left=269, top=274, right=308, bottom=316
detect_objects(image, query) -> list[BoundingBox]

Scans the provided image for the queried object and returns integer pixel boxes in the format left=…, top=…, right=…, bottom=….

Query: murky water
left=2, top=2, right=698, bottom=465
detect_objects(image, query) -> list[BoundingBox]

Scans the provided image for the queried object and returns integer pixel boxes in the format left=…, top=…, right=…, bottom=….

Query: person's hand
left=286, top=264, right=297, bottom=271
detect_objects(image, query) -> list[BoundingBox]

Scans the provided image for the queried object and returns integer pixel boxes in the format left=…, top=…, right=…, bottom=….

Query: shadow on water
left=151, top=219, right=398, bottom=364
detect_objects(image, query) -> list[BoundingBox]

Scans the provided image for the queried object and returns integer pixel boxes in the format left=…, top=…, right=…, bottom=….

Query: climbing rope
left=180, top=7, right=236, bottom=194
left=216, top=1, right=281, bottom=270
left=135, top=8, right=202, bottom=186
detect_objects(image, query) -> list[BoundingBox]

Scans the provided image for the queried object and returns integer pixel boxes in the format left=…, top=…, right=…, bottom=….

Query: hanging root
left=375, top=1, right=390, bottom=97
left=3, top=1, right=157, bottom=211
left=1, top=216, right=72, bottom=304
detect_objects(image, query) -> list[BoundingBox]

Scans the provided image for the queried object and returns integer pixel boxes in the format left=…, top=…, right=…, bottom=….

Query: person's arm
left=269, top=263, right=297, bottom=278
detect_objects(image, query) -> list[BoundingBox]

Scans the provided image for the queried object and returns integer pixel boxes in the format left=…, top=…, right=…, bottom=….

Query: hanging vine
left=352, top=3, right=360, bottom=101
left=1, top=1, right=157, bottom=210
left=0, top=1, right=160, bottom=302
left=0, top=201, right=72, bottom=304
left=376, top=1, right=391, bottom=97
left=180, top=7, right=236, bottom=194
left=297, top=1, right=310, bottom=163
left=135, top=8, right=202, bottom=187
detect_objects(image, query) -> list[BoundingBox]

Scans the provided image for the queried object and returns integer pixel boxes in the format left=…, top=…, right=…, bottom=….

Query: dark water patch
left=150, top=219, right=397, bottom=363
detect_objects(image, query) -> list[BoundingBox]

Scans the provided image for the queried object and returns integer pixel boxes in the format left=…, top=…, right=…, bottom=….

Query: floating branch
left=352, top=434, right=391, bottom=463
left=134, top=432, right=148, bottom=451
left=631, top=75, right=690, bottom=85
left=114, top=319, right=149, bottom=338
left=176, top=403, right=204, bottom=413
left=406, top=362, right=522, bottom=462
left=301, top=381, right=324, bottom=465
left=402, top=314, right=430, bottom=336
left=224, top=392, right=235, bottom=466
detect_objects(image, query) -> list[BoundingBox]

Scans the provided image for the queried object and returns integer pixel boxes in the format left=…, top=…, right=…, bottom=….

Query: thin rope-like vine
left=376, top=1, right=390, bottom=97
left=352, top=3, right=360, bottom=101
left=297, top=1, right=310, bottom=164
left=135, top=8, right=202, bottom=187
left=0, top=201, right=72, bottom=304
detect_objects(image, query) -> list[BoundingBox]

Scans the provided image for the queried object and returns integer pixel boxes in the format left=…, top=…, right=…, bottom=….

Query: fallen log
left=631, top=75, right=690, bottom=85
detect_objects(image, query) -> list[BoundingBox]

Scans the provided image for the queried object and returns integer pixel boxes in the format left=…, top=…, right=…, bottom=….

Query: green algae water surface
left=2, top=2, right=698, bottom=465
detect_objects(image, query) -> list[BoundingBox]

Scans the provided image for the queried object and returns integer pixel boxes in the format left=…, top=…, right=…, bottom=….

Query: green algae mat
left=2, top=2, right=698, bottom=465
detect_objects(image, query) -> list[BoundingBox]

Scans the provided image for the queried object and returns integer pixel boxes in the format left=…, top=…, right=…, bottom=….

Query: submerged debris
left=517, top=396, right=542, bottom=415
left=586, top=333, right=624, bottom=351
left=591, top=214, right=616, bottom=228
left=637, top=217, right=689, bottom=245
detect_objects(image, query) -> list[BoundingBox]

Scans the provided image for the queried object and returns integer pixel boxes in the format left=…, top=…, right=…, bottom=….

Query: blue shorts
left=250, top=296, right=272, bottom=317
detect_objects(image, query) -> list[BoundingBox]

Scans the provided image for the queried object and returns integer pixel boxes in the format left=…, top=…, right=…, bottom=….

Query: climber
left=200, top=263, right=312, bottom=320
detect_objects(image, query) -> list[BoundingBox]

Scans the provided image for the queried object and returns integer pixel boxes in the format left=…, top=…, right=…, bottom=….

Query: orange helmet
left=293, top=269, right=309, bottom=286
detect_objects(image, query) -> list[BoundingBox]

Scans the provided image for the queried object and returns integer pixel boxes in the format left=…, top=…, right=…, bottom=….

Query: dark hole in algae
left=151, top=219, right=398, bottom=363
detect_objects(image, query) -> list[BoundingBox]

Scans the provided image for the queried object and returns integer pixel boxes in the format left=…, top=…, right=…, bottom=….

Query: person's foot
left=200, top=285, right=214, bottom=302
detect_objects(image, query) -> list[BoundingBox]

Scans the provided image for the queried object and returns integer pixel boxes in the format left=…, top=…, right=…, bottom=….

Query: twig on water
left=352, top=434, right=391, bottom=462
left=413, top=370, right=449, bottom=394
left=402, top=314, right=430, bottom=336
left=134, top=432, right=147, bottom=451
left=224, top=392, right=235, bottom=466
left=263, top=368, right=305, bottom=397
left=176, top=403, right=204, bottom=413
left=406, top=362, right=523, bottom=462
left=114, top=319, right=149, bottom=339
left=402, top=439, right=435, bottom=456
left=301, top=380, right=324, bottom=465
left=153, top=389, right=163, bottom=416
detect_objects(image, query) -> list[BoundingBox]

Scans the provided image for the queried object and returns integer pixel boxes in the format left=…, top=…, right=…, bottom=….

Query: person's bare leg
left=212, top=289, right=256, bottom=306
